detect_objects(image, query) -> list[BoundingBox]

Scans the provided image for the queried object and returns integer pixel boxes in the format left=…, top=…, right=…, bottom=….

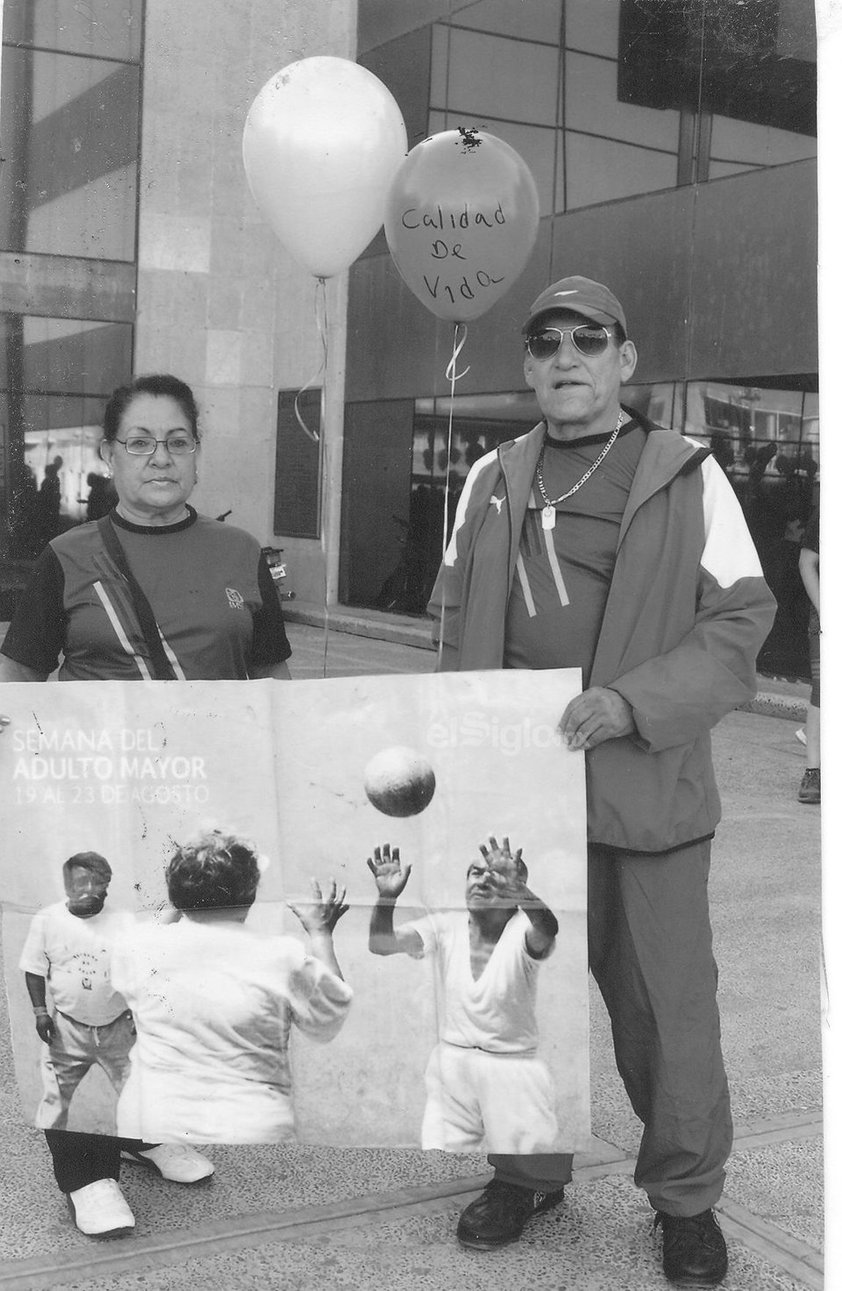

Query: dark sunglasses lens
left=528, top=331, right=561, bottom=360
left=572, top=327, right=609, bottom=355
left=528, top=327, right=610, bottom=359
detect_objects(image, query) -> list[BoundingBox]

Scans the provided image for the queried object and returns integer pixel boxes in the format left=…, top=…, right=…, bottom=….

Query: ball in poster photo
left=364, top=746, right=436, bottom=818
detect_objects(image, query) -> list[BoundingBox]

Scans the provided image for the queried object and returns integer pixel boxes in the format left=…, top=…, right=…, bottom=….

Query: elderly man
left=368, top=836, right=559, bottom=1155
left=428, top=276, right=776, bottom=1287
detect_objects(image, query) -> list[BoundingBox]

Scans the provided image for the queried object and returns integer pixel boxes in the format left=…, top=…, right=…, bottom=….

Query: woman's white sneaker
left=123, top=1143, right=215, bottom=1183
left=67, top=1178, right=135, bottom=1237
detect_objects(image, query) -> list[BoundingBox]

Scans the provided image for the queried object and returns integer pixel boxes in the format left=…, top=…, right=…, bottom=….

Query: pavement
left=0, top=619, right=821, bottom=1290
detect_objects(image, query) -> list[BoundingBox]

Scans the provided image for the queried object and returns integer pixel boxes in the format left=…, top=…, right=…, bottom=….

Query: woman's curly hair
left=166, top=830, right=260, bottom=912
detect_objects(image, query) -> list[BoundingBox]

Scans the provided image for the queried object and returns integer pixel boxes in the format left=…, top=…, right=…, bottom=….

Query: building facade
left=0, top=0, right=818, bottom=675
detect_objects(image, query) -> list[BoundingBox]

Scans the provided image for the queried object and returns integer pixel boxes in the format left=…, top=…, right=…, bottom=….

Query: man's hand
left=559, top=687, right=635, bottom=751
left=288, top=879, right=349, bottom=936
left=366, top=843, right=412, bottom=902
left=35, top=1014, right=55, bottom=1044
left=478, top=835, right=528, bottom=901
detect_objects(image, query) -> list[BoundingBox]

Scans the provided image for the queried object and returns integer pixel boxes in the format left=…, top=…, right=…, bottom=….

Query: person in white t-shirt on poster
left=367, top=835, right=560, bottom=1155
left=19, top=851, right=212, bottom=1238
left=111, top=830, right=353, bottom=1145
left=20, top=852, right=135, bottom=1131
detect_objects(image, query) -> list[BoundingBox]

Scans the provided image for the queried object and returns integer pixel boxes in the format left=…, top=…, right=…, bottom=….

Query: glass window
left=0, top=48, right=140, bottom=260
left=0, top=316, right=133, bottom=395
left=697, top=10, right=815, bottom=140
left=1, top=313, right=132, bottom=556
left=564, top=51, right=680, bottom=152
left=2, top=390, right=110, bottom=543
left=802, top=394, right=819, bottom=455
left=415, top=391, right=539, bottom=456
left=621, top=382, right=683, bottom=429
left=274, top=390, right=322, bottom=538
left=684, top=378, right=817, bottom=681
left=684, top=379, right=818, bottom=524
left=447, top=0, right=562, bottom=44
left=429, top=24, right=449, bottom=112
left=431, top=24, right=559, bottom=124
left=2, top=0, right=142, bottom=62
left=361, top=26, right=433, bottom=153
left=708, top=115, right=817, bottom=179
left=413, top=394, right=538, bottom=511
left=706, top=159, right=762, bottom=181
left=564, top=133, right=678, bottom=209
left=777, top=0, right=819, bottom=60
left=565, top=0, right=620, bottom=57
left=374, top=391, right=541, bottom=615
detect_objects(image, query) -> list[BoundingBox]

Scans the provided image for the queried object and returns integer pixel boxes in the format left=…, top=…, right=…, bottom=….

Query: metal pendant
left=542, top=505, right=556, bottom=531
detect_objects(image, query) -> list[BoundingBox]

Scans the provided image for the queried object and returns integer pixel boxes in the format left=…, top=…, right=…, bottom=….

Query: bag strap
left=97, top=515, right=177, bottom=680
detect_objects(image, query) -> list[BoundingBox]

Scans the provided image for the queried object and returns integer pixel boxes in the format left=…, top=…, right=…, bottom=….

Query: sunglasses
left=525, top=325, right=613, bottom=360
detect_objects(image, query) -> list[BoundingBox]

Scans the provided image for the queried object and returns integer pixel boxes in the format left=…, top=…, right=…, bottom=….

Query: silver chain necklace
left=535, top=412, right=624, bottom=531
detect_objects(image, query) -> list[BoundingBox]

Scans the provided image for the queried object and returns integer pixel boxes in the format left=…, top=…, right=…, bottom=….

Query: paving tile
left=727, top=1137, right=823, bottom=1250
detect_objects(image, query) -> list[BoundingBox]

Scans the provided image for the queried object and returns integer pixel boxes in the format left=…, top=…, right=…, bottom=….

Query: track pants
left=36, top=1011, right=135, bottom=1130
left=44, top=1130, right=156, bottom=1194
left=489, top=839, right=733, bottom=1217
left=35, top=1010, right=155, bottom=1194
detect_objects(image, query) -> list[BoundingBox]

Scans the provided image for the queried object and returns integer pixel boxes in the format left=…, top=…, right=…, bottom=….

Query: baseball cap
left=522, top=276, right=627, bottom=335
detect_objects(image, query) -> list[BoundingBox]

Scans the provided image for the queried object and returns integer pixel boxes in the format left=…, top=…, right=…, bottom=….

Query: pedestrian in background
left=797, top=505, right=820, bottom=804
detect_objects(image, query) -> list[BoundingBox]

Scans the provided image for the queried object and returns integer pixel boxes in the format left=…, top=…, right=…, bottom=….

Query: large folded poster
left=1, top=670, right=590, bottom=1152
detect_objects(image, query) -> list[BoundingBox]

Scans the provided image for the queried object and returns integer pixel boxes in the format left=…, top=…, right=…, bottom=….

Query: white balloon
left=243, top=56, right=408, bottom=279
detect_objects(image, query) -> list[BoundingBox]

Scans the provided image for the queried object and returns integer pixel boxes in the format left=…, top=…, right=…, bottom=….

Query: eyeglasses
left=525, top=325, right=612, bottom=360
left=114, top=434, right=197, bottom=456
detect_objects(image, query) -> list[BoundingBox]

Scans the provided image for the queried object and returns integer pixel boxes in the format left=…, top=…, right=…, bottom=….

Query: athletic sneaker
left=798, top=767, right=821, bottom=804
left=456, top=1178, right=565, bottom=1249
left=655, top=1209, right=728, bottom=1286
left=121, top=1143, right=215, bottom=1183
left=67, top=1178, right=135, bottom=1238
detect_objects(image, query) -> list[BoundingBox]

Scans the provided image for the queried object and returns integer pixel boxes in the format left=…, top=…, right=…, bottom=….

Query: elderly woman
left=0, top=374, right=290, bottom=1237
left=0, top=373, right=290, bottom=681
left=111, top=832, right=352, bottom=1144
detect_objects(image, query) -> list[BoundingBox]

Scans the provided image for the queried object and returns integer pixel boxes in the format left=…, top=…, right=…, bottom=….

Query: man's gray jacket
left=428, top=414, right=777, bottom=854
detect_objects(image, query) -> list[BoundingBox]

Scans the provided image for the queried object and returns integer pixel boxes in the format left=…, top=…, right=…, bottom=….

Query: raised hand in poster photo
left=367, top=836, right=561, bottom=1155
left=288, top=877, right=351, bottom=983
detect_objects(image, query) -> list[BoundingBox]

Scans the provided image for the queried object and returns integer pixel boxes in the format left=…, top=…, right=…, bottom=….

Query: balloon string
left=437, top=322, right=469, bottom=665
left=445, top=322, right=470, bottom=381
left=315, top=277, right=331, bottom=679
left=293, top=277, right=329, bottom=443
left=290, top=277, right=330, bottom=676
